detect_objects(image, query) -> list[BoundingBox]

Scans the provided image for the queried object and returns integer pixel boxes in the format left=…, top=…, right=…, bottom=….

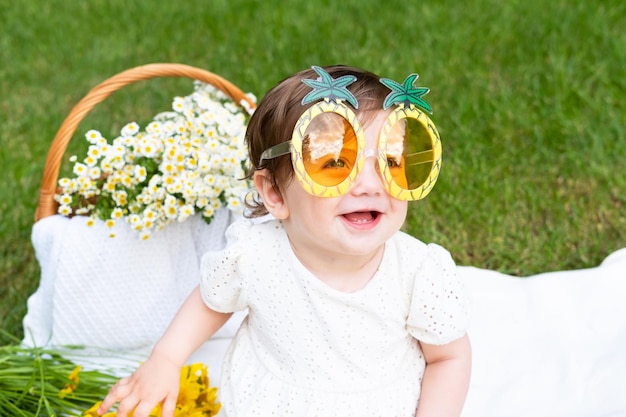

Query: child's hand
left=97, top=354, right=181, bottom=417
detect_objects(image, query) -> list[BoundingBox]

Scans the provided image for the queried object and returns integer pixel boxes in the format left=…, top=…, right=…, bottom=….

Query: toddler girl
left=99, top=65, right=471, bottom=417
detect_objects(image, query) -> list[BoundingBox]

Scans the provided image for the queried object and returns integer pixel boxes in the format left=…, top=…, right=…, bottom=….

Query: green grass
left=1, top=0, right=625, bottom=345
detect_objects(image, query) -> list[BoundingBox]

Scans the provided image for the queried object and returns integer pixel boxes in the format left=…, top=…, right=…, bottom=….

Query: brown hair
left=244, top=65, right=390, bottom=217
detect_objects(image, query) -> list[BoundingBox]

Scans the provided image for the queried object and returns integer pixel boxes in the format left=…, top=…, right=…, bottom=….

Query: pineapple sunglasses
left=259, top=67, right=442, bottom=201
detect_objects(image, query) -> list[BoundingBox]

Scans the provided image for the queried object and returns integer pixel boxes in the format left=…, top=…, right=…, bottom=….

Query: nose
left=349, top=152, right=385, bottom=196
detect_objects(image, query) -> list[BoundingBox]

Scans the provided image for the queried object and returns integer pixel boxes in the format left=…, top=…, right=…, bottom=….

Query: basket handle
left=35, top=63, right=256, bottom=222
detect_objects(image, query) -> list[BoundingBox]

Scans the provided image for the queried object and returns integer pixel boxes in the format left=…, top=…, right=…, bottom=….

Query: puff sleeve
left=407, top=243, right=471, bottom=345
left=200, top=219, right=252, bottom=313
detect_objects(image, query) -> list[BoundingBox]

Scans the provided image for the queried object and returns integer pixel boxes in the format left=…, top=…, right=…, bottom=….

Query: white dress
left=200, top=219, right=470, bottom=417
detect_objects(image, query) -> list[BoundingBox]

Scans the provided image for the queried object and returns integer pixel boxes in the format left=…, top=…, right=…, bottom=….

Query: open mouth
left=342, top=211, right=380, bottom=224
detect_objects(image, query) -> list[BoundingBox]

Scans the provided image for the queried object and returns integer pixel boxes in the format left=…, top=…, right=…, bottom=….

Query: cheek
left=280, top=182, right=322, bottom=218
left=393, top=201, right=409, bottom=224
left=291, top=196, right=338, bottom=228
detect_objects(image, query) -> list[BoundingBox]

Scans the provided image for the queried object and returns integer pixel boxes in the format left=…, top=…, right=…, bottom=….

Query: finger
left=129, top=400, right=160, bottom=417
left=98, top=380, right=131, bottom=414
left=161, top=394, right=177, bottom=417
left=115, top=396, right=141, bottom=417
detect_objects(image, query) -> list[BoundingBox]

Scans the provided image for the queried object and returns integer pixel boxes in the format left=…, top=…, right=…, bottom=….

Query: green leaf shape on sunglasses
left=301, top=66, right=359, bottom=109
left=380, top=74, right=433, bottom=114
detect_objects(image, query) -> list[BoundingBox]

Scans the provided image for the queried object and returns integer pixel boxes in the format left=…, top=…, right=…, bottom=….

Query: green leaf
left=380, top=74, right=433, bottom=114
left=301, top=66, right=359, bottom=108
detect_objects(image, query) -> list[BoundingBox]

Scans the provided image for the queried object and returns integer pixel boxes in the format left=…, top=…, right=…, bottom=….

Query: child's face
left=267, top=110, right=408, bottom=266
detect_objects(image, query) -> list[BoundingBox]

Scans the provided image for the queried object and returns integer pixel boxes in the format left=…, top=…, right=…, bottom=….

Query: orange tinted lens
left=302, top=113, right=358, bottom=187
left=386, top=117, right=434, bottom=190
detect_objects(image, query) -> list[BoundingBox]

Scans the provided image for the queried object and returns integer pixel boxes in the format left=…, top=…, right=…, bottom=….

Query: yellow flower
left=148, top=401, right=163, bottom=416
left=175, top=363, right=221, bottom=416
left=178, top=365, right=203, bottom=406
left=59, top=366, right=81, bottom=399
left=82, top=401, right=100, bottom=416
left=80, top=363, right=220, bottom=417
left=82, top=401, right=117, bottom=417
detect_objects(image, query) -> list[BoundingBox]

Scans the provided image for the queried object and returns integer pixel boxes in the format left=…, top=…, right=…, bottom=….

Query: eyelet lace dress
left=201, top=219, right=470, bottom=417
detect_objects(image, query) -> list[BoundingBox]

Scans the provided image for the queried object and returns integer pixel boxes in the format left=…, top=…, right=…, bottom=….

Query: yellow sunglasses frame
left=290, top=100, right=365, bottom=198
left=265, top=99, right=442, bottom=201
left=379, top=105, right=442, bottom=201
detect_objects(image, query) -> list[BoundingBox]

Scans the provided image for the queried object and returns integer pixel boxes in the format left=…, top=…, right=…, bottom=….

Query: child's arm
left=415, top=333, right=472, bottom=417
left=97, top=285, right=232, bottom=417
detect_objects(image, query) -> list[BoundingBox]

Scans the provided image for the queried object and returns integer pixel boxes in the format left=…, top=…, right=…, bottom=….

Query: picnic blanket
left=460, top=248, right=626, bottom=417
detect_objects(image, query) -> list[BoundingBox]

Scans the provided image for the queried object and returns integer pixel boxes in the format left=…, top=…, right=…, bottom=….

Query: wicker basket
left=35, top=62, right=256, bottom=222
left=23, top=63, right=251, bottom=358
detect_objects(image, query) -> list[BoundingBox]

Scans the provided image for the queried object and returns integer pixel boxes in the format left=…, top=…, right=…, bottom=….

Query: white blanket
left=460, top=249, right=626, bottom=417
left=24, top=214, right=626, bottom=416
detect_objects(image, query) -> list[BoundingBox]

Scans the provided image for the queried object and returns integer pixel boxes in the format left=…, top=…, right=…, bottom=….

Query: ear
left=254, top=169, right=290, bottom=219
